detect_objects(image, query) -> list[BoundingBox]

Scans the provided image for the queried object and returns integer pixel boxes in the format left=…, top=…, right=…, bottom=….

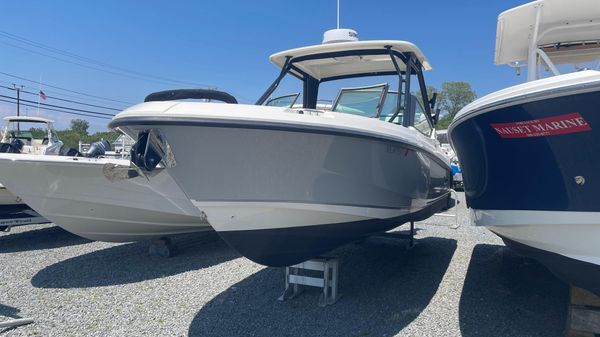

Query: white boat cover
left=270, top=40, right=431, bottom=81
left=495, top=0, right=600, bottom=66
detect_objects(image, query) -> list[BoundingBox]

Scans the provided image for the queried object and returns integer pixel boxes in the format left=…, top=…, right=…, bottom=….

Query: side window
left=265, top=93, right=300, bottom=108
left=413, top=99, right=432, bottom=136
left=379, top=92, right=403, bottom=125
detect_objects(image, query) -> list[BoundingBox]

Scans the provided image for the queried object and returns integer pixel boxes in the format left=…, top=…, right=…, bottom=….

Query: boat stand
left=148, top=237, right=178, bottom=257
left=433, top=189, right=461, bottom=229
left=279, top=257, right=340, bottom=307
left=372, top=221, right=417, bottom=249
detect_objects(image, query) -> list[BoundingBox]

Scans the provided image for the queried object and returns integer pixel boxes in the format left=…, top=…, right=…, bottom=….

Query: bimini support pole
left=527, top=3, right=543, bottom=81
left=256, top=56, right=292, bottom=105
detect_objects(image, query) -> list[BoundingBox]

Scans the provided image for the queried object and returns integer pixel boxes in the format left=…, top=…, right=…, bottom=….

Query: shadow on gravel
left=0, top=303, right=20, bottom=318
left=189, top=236, right=457, bottom=337
left=0, top=226, right=91, bottom=254
left=31, top=231, right=239, bottom=288
left=459, top=244, right=569, bottom=337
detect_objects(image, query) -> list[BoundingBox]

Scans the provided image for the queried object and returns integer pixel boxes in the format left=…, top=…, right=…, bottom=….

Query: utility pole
left=12, top=84, right=24, bottom=116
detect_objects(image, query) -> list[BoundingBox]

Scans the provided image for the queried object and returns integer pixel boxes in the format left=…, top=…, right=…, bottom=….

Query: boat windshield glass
left=265, top=93, right=300, bottom=108
left=331, top=84, right=387, bottom=118
left=2, top=121, right=53, bottom=145
left=414, top=102, right=432, bottom=135
left=379, top=92, right=402, bottom=125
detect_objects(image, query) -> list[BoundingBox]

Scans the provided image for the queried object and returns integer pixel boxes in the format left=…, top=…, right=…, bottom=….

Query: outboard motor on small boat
left=0, top=138, right=23, bottom=153
left=85, top=140, right=111, bottom=158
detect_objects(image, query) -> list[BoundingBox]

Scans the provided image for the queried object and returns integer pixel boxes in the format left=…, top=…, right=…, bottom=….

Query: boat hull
left=198, top=198, right=450, bottom=266
left=0, top=184, right=22, bottom=206
left=118, top=121, right=451, bottom=266
left=0, top=155, right=211, bottom=241
left=450, top=86, right=600, bottom=295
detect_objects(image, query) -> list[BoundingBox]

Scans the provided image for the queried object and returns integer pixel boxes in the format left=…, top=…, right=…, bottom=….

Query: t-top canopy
left=495, top=0, right=600, bottom=66
left=269, top=40, right=431, bottom=81
left=3, top=116, right=53, bottom=123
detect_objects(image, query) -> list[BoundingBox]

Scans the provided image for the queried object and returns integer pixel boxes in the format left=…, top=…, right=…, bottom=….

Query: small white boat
left=0, top=154, right=211, bottom=241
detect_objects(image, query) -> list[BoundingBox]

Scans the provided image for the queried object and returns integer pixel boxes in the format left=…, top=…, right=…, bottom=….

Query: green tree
left=416, top=85, right=439, bottom=110
left=438, top=82, right=477, bottom=119
left=70, top=119, right=90, bottom=135
left=435, top=115, right=453, bottom=130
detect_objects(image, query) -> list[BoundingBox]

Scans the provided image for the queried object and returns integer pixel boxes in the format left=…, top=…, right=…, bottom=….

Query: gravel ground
left=0, top=192, right=569, bottom=337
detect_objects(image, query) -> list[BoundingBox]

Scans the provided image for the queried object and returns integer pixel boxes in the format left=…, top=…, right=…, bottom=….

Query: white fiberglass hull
left=472, top=209, right=600, bottom=267
left=0, top=154, right=211, bottom=241
left=0, top=184, right=22, bottom=206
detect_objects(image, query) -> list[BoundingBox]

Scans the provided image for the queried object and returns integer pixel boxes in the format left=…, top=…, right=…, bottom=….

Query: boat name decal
left=490, top=112, right=591, bottom=139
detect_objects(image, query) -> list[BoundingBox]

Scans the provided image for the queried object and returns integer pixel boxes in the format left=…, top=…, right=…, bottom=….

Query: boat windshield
left=265, top=93, right=300, bottom=108
left=379, top=92, right=402, bottom=125
left=331, top=84, right=387, bottom=118
left=1, top=121, right=56, bottom=145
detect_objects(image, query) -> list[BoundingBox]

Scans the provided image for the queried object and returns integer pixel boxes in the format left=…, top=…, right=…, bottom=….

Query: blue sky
left=0, top=0, right=528, bottom=132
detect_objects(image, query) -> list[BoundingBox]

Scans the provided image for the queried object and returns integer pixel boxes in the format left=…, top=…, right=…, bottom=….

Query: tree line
left=420, top=81, right=477, bottom=129
left=27, top=119, right=120, bottom=150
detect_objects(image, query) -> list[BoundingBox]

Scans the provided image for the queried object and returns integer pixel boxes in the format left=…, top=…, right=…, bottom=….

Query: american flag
left=39, top=90, right=47, bottom=100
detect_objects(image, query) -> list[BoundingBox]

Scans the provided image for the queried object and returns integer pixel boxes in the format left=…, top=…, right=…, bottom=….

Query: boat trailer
left=0, top=205, right=49, bottom=232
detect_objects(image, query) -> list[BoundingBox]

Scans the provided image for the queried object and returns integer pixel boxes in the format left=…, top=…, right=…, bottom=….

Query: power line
left=0, top=71, right=134, bottom=105
left=0, top=84, right=121, bottom=111
left=0, top=98, right=111, bottom=120
left=0, top=94, right=115, bottom=117
left=0, top=30, right=216, bottom=88
left=0, top=77, right=129, bottom=107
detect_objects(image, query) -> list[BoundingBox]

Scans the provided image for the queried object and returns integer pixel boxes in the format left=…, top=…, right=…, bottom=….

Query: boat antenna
left=337, top=0, right=340, bottom=29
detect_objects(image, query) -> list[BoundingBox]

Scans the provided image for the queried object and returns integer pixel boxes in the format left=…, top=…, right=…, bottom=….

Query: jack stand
left=0, top=318, right=33, bottom=330
left=148, top=237, right=177, bottom=257
left=375, top=221, right=416, bottom=249
left=434, top=189, right=460, bottom=229
left=279, top=257, right=340, bottom=307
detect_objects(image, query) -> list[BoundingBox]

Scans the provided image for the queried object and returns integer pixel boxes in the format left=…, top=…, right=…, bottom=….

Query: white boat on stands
left=448, top=0, right=600, bottom=295
left=0, top=154, right=211, bottom=241
left=110, top=29, right=453, bottom=266
left=0, top=116, right=60, bottom=229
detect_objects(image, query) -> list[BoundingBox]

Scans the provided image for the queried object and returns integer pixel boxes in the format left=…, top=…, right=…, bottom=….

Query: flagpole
left=37, top=74, right=42, bottom=115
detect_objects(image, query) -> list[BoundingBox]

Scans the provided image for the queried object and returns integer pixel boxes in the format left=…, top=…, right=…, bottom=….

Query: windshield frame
left=255, top=47, right=436, bottom=132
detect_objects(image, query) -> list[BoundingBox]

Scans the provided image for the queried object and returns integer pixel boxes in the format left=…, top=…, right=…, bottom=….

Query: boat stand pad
left=279, top=257, right=340, bottom=307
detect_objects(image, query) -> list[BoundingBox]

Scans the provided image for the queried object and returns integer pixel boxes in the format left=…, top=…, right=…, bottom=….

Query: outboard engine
left=85, top=140, right=111, bottom=158
left=0, top=139, right=23, bottom=153
left=60, top=147, right=84, bottom=157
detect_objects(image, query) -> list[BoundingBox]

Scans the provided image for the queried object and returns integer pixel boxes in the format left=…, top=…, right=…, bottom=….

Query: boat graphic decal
left=491, top=112, right=592, bottom=139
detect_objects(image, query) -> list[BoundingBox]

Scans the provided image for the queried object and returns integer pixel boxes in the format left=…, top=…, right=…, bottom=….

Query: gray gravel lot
left=0, top=192, right=569, bottom=336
